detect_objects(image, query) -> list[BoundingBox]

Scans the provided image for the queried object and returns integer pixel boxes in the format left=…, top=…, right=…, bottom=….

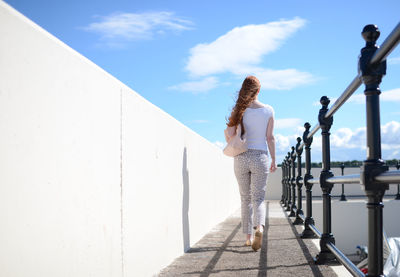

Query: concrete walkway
left=158, top=201, right=351, bottom=276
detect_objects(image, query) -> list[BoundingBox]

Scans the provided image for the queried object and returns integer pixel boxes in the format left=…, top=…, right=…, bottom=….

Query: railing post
left=395, top=162, right=400, bottom=200
left=281, top=159, right=285, bottom=204
left=285, top=155, right=290, bottom=208
left=301, top=123, right=317, bottom=238
left=289, top=147, right=297, bottom=217
left=294, top=137, right=304, bottom=224
left=359, top=24, right=389, bottom=277
left=340, top=163, right=347, bottom=201
left=315, top=96, right=336, bottom=264
left=286, top=152, right=292, bottom=211
left=283, top=157, right=288, bottom=207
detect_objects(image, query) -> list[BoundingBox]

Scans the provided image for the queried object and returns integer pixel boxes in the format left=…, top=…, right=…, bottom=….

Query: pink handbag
left=223, top=124, right=248, bottom=157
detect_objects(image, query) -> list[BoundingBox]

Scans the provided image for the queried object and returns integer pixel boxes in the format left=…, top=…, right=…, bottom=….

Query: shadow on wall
left=182, top=147, right=190, bottom=252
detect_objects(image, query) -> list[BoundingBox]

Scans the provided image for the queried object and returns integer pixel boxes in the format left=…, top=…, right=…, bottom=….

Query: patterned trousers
left=234, top=149, right=269, bottom=235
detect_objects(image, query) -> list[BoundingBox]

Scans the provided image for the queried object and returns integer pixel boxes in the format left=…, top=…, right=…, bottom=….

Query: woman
left=225, top=76, right=277, bottom=251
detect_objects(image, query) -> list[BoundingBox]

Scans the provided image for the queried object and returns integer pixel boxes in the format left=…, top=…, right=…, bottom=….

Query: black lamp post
left=340, top=163, right=347, bottom=201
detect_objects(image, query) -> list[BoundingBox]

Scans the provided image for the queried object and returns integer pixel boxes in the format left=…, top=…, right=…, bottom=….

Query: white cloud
left=214, top=141, right=226, bottom=149
left=186, top=17, right=306, bottom=77
left=275, top=132, right=306, bottom=162
left=178, top=17, right=314, bottom=92
left=381, top=121, right=400, bottom=148
left=246, top=67, right=315, bottom=90
left=168, top=77, right=219, bottom=93
left=276, top=132, right=303, bottom=151
left=83, top=11, right=193, bottom=43
left=310, top=88, right=400, bottom=109
left=389, top=150, right=400, bottom=159
left=348, top=93, right=364, bottom=104
left=330, top=127, right=366, bottom=149
left=328, top=122, right=400, bottom=151
left=381, top=88, right=400, bottom=102
left=274, top=121, right=400, bottom=162
left=275, top=118, right=303, bottom=129
left=388, top=57, right=400, bottom=65
left=275, top=134, right=291, bottom=154
left=347, top=88, right=400, bottom=105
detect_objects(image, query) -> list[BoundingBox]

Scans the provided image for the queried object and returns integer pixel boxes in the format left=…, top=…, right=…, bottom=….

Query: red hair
left=227, top=76, right=260, bottom=131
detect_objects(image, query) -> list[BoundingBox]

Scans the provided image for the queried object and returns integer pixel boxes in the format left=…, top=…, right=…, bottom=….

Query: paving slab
left=158, top=200, right=345, bottom=276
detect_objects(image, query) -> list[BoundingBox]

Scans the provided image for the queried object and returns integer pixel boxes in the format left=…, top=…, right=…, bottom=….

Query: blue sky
left=5, top=0, right=400, bottom=162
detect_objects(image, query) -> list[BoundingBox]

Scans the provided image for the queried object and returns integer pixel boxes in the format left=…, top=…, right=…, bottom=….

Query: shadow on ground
left=159, top=201, right=338, bottom=277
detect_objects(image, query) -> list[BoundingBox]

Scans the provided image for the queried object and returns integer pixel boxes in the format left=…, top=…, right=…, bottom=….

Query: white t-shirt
left=242, top=104, right=274, bottom=153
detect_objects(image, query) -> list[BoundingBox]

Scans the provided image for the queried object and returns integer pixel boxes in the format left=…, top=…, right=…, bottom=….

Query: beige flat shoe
left=244, top=239, right=252, bottom=246
left=252, top=229, right=263, bottom=251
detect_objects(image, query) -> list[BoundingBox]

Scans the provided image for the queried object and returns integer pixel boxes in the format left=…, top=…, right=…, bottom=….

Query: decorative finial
left=303, top=122, right=313, bottom=147
left=362, top=24, right=380, bottom=45
left=359, top=24, right=386, bottom=94
left=295, top=137, right=303, bottom=156
left=318, top=95, right=333, bottom=130
left=320, top=96, right=330, bottom=108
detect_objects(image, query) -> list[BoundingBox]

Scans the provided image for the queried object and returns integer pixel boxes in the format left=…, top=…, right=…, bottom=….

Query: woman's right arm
left=266, top=117, right=277, bottom=173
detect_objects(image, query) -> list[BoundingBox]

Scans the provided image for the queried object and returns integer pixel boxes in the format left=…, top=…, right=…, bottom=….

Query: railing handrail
left=297, top=22, right=400, bottom=150
left=326, top=174, right=361, bottom=184
left=302, top=172, right=400, bottom=185
left=326, top=243, right=365, bottom=277
left=308, top=178, right=320, bottom=184
left=324, top=77, right=362, bottom=119
left=371, top=22, right=400, bottom=65
left=308, top=223, right=322, bottom=238
left=281, top=22, right=400, bottom=277
left=298, top=76, right=362, bottom=149
left=375, top=170, right=400, bottom=183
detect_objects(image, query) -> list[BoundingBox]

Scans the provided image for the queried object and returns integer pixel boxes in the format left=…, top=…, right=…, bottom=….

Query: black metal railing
left=280, top=22, right=400, bottom=277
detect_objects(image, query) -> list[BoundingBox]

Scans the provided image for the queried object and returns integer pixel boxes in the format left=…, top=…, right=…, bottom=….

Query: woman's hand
left=270, top=159, right=277, bottom=173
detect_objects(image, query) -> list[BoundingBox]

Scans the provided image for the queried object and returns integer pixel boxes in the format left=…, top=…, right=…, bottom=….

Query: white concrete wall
left=121, top=89, right=239, bottom=276
left=0, top=2, right=239, bottom=276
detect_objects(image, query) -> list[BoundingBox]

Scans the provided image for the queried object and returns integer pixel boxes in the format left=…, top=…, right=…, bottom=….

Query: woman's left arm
left=266, top=117, right=277, bottom=173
